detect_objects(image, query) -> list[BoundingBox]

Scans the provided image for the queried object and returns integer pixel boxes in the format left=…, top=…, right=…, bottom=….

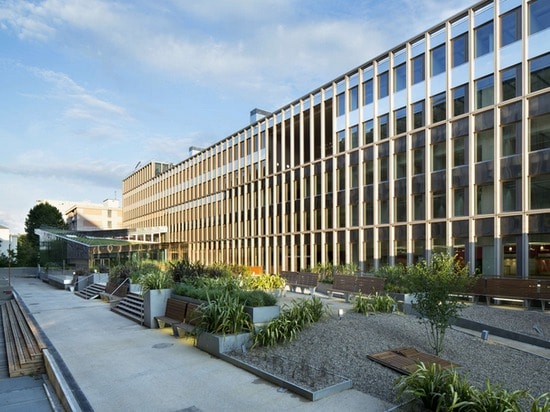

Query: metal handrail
left=109, top=277, right=130, bottom=299
left=73, top=273, right=97, bottom=290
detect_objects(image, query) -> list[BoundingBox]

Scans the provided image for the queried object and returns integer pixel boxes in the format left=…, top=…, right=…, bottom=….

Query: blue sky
left=0, top=0, right=476, bottom=234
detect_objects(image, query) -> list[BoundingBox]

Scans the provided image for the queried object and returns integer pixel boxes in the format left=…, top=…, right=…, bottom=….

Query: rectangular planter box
left=244, top=305, right=280, bottom=324
left=196, top=332, right=252, bottom=356
left=220, top=353, right=352, bottom=401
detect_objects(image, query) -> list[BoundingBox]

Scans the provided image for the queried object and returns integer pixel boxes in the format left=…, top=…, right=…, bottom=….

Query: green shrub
left=241, top=273, right=285, bottom=291
left=468, top=380, right=528, bottom=412
left=138, top=270, right=174, bottom=293
left=197, top=291, right=252, bottom=335
left=353, top=292, right=396, bottom=314
left=376, top=264, right=409, bottom=293
left=253, top=297, right=328, bottom=347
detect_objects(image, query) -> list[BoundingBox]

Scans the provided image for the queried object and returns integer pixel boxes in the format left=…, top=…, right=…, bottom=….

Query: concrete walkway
left=9, top=276, right=394, bottom=412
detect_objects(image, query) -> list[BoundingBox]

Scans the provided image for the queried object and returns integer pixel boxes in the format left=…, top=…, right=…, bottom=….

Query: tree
left=407, top=252, right=477, bottom=356
left=22, top=203, right=68, bottom=267
left=16, top=235, right=38, bottom=267
left=25, top=203, right=67, bottom=248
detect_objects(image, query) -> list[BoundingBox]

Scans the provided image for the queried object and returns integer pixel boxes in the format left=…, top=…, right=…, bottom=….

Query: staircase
left=111, top=293, right=144, bottom=325
left=75, top=283, right=105, bottom=300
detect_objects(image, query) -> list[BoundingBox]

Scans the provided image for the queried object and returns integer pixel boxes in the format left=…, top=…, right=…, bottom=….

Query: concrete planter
left=129, top=283, right=143, bottom=295
left=196, top=331, right=252, bottom=356
left=143, top=289, right=172, bottom=328
left=244, top=305, right=280, bottom=327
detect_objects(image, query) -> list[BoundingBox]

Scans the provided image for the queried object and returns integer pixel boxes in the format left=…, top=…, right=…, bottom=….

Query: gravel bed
left=231, top=304, right=550, bottom=406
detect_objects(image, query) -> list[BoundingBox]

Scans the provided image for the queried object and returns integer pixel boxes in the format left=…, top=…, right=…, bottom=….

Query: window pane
left=395, top=197, right=407, bottom=222
left=432, top=92, right=446, bottom=123
left=378, top=72, right=389, bottom=98
left=501, top=7, right=521, bottom=47
left=414, top=149, right=424, bottom=175
left=379, top=156, right=388, bottom=181
left=530, top=112, right=550, bottom=151
left=350, top=125, right=359, bottom=148
left=413, top=101, right=425, bottom=129
left=432, top=142, right=446, bottom=171
left=475, top=74, right=494, bottom=109
left=363, top=79, right=373, bottom=105
left=413, top=54, right=425, bottom=84
left=452, top=33, right=468, bottom=67
left=475, top=21, right=494, bottom=57
left=378, top=114, right=389, bottom=140
left=476, top=129, right=494, bottom=161
left=394, top=107, right=407, bottom=135
left=363, top=120, right=374, bottom=144
left=530, top=53, right=550, bottom=93
left=477, top=184, right=494, bottom=214
left=530, top=0, right=550, bottom=35
left=454, top=188, right=466, bottom=216
left=414, top=194, right=425, bottom=220
left=433, top=192, right=446, bottom=218
left=452, top=84, right=468, bottom=116
left=394, top=63, right=406, bottom=92
left=531, top=174, right=550, bottom=209
left=454, top=136, right=466, bottom=166
left=395, top=152, right=406, bottom=179
left=349, top=86, right=358, bottom=111
left=502, top=180, right=519, bottom=211
left=501, top=65, right=521, bottom=101
left=337, top=130, right=346, bottom=152
left=337, top=92, right=345, bottom=116
left=502, top=121, right=520, bottom=157
left=431, top=44, right=446, bottom=76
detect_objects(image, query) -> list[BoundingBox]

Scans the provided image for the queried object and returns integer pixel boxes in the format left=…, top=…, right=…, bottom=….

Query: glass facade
left=121, top=0, right=550, bottom=278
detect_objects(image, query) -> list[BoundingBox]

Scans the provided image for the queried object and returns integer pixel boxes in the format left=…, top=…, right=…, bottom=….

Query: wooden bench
left=328, top=275, right=386, bottom=302
left=155, top=298, right=188, bottom=329
left=468, top=278, right=550, bottom=310
left=280, top=271, right=319, bottom=295
left=173, top=303, right=202, bottom=337
left=1, top=298, right=47, bottom=377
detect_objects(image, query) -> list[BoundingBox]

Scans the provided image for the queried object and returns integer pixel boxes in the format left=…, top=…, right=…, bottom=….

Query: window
left=432, top=142, right=446, bottom=171
left=412, top=54, right=425, bottom=84
left=350, top=125, right=359, bottom=149
left=394, top=107, right=407, bottom=135
left=531, top=174, right=550, bottom=209
left=349, top=86, right=358, bottom=111
left=476, top=129, right=494, bottom=161
left=412, top=101, right=424, bottom=129
left=413, top=149, right=424, bottom=175
left=395, top=152, right=407, bottom=179
left=433, top=192, right=446, bottom=218
left=432, top=92, right=446, bottom=123
left=394, top=63, right=406, bottom=92
left=452, top=33, right=468, bottom=67
left=454, top=135, right=466, bottom=166
left=363, top=119, right=374, bottom=144
left=530, top=53, right=550, bottom=93
left=431, top=44, right=446, bottom=76
left=363, top=79, right=373, bottom=105
left=351, top=164, right=359, bottom=187
left=454, top=188, right=467, bottom=216
left=477, top=184, right=494, bottom=214
left=364, top=161, right=373, bottom=184
left=475, top=21, right=494, bottom=57
left=452, top=84, right=468, bottom=116
left=502, top=180, right=519, bottom=212
left=476, top=75, right=494, bottom=109
left=530, top=113, right=550, bottom=151
left=337, top=130, right=346, bottom=152
left=379, top=200, right=389, bottom=224
left=502, top=121, right=521, bottom=157
left=378, top=72, right=389, bottom=98
left=378, top=114, right=389, bottom=140
left=379, top=156, right=388, bottom=181
left=530, top=0, right=550, bottom=35
left=395, top=197, right=407, bottom=222
left=337, top=92, right=345, bottom=116
left=501, top=7, right=521, bottom=47
left=413, top=194, right=425, bottom=220
left=338, top=168, right=346, bottom=191
left=501, top=65, right=522, bottom=100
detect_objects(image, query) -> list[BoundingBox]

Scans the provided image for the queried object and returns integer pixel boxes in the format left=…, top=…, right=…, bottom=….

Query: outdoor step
left=111, top=307, right=143, bottom=324
left=110, top=294, right=144, bottom=325
left=75, top=283, right=106, bottom=300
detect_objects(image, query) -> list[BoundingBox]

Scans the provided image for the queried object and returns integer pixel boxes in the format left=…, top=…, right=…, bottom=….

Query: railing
left=73, top=273, right=96, bottom=292
left=107, top=278, right=130, bottom=299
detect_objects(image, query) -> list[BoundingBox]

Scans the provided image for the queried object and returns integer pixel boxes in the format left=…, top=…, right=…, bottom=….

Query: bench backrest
left=469, top=278, right=550, bottom=299
left=185, top=303, right=202, bottom=326
left=333, top=274, right=357, bottom=292
left=356, top=276, right=385, bottom=295
left=165, top=298, right=187, bottom=322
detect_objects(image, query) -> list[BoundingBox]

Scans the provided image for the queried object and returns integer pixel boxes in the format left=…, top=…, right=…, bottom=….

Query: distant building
left=122, top=0, right=550, bottom=277
left=0, top=225, right=9, bottom=256
left=37, top=199, right=123, bottom=231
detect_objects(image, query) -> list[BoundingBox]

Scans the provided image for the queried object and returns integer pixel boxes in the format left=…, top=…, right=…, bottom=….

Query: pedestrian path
left=7, top=276, right=393, bottom=412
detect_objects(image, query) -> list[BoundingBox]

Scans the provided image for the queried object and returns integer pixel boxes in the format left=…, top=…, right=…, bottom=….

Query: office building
left=122, top=0, right=550, bottom=277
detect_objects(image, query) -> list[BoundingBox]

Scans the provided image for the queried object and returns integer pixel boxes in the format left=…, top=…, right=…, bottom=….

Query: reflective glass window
left=432, top=92, right=446, bottom=123
left=452, top=84, right=468, bottom=116
left=431, top=44, right=446, bottom=76
left=477, top=184, right=494, bottom=214
left=452, top=33, right=468, bottom=67
left=394, top=107, right=407, bottom=135
left=363, top=119, right=374, bottom=144
left=394, top=63, right=406, bottom=92
left=414, top=194, right=425, bottom=220
left=454, top=188, right=467, bottom=216
left=501, top=7, right=521, bottom=47
left=530, top=53, right=550, bottom=93
left=531, top=174, right=550, bottom=209
left=432, top=142, right=446, bottom=171
left=349, top=86, right=358, bottom=111
left=475, top=21, right=494, bottom=57
left=395, top=152, right=407, bottom=179
left=378, top=114, right=389, bottom=140
left=530, top=112, right=550, bottom=151
left=476, top=128, right=494, bottom=161
left=412, top=54, right=425, bottom=84
left=433, top=192, right=446, bottom=218
left=378, top=72, right=389, bottom=98
left=350, top=125, right=359, bottom=149
left=337, top=92, right=345, bottom=116
left=502, top=121, right=521, bottom=157
left=475, top=74, right=494, bottom=109
left=413, top=101, right=425, bottom=129
left=501, top=65, right=522, bottom=100
left=502, top=180, right=519, bottom=212
left=530, top=0, right=550, bottom=35
left=363, top=79, right=374, bottom=105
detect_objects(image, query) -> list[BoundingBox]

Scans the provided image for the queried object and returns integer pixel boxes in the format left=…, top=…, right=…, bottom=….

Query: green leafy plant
left=308, top=262, right=335, bottom=283
left=376, top=264, right=409, bottom=293
left=253, top=297, right=327, bottom=347
left=407, top=252, right=477, bottom=355
left=396, top=362, right=474, bottom=411
left=334, top=263, right=358, bottom=276
left=353, top=292, right=396, bottom=314
left=197, top=291, right=252, bottom=335
left=138, top=270, right=174, bottom=294
left=468, top=380, right=528, bottom=412
left=530, top=393, right=550, bottom=412
left=241, top=273, right=285, bottom=291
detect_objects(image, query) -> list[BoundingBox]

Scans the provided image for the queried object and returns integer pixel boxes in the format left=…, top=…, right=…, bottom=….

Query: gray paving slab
left=10, top=277, right=395, bottom=412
